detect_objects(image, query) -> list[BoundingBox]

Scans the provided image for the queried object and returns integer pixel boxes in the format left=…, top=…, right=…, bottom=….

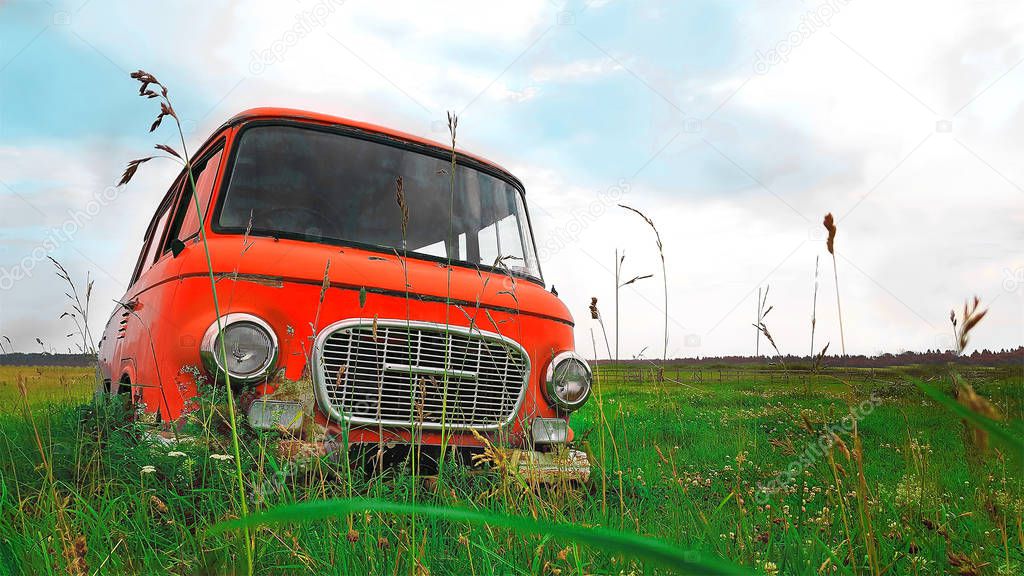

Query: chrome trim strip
left=383, top=362, right=478, bottom=380
left=312, top=318, right=531, bottom=431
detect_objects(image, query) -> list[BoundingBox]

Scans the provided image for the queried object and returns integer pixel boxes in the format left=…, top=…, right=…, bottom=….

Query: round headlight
left=200, top=313, right=278, bottom=383
left=544, top=351, right=592, bottom=411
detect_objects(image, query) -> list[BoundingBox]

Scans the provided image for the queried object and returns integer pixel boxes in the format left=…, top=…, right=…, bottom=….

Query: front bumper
left=275, top=438, right=591, bottom=484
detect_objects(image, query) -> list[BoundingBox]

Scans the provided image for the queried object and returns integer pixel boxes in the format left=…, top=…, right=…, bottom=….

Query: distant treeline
left=597, top=347, right=1024, bottom=368
left=0, top=353, right=96, bottom=367
left=2, top=347, right=1021, bottom=369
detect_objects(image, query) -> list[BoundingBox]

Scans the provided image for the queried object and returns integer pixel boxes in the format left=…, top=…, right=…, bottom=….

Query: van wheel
left=120, top=377, right=138, bottom=412
left=82, top=376, right=136, bottom=438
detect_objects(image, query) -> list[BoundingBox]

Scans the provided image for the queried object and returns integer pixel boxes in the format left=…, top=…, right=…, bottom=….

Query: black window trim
left=209, top=119, right=545, bottom=285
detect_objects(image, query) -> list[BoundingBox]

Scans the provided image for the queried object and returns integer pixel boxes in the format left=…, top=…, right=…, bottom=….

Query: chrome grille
left=314, top=319, right=529, bottom=429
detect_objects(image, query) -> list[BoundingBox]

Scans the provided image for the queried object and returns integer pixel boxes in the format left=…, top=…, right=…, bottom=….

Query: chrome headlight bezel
left=544, top=351, right=592, bottom=411
left=200, top=313, right=278, bottom=383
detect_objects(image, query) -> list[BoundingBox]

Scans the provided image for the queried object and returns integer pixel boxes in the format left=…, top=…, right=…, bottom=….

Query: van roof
left=223, top=107, right=518, bottom=187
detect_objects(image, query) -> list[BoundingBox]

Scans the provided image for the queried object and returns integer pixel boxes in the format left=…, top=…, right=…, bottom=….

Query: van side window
left=129, top=193, right=175, bottom=285
left=164, top=146, right=224, bottom=249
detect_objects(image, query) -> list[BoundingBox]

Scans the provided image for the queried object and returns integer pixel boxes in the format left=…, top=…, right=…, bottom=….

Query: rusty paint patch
left=215, top=272, right=285, bottom=288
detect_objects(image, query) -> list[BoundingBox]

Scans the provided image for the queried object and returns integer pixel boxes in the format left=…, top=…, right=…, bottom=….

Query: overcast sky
left=0, top=0, right=1021, bottom=358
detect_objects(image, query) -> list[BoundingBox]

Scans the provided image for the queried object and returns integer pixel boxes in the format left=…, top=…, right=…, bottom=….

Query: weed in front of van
left=437, top=111, right=459, bottom=485
left=122, top=69, right=253, bottom=574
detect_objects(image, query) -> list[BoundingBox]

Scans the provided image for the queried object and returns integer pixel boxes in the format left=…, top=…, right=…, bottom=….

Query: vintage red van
left=97, top=108, right=592, bottom=466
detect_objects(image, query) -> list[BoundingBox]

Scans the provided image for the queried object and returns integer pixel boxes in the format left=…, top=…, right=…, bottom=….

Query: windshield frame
left=210, top=119, right=544, bottom=285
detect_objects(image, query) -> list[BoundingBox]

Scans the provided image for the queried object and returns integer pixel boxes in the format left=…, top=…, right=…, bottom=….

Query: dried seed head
left=395, top=176, right=408, bottom=241
left=119, top=157, right=154, bottom=186
left=799, top=411, right=815, bottom=435
left=446, top=110, right=458, bottom=148
left=823, top=213, right=837, bottom=255
left=619, top=204, right=664, bottom=260
left=620, top=273, right=653, bottom=287
left=589, top=297, right=600, bottom=320
left=956, top=382, right=1001, bottom=451
left=150, top=495, right=169, bottom=515
left=150, top=101, right=177, bottom=132
left=63, top=534, right=88, bottom=576
left=954, top=296, right=987, bottom=355
left=831, top=433, right=851, bottom=462
left=154, top=143, right=182, bottom=161
left=318, top=259, right=331, bottom=304
left=130, top=69, right=162, bottom=98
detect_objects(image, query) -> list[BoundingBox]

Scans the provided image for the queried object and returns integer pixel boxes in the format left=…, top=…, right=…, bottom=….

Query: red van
left=97, top=108, right=592, bottom=469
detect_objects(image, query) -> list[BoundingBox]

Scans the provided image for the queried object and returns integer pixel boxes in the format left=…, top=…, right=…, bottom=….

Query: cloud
left=0, top=140, right=178, bottom=350
left=529, top=58, right=623, bottom=83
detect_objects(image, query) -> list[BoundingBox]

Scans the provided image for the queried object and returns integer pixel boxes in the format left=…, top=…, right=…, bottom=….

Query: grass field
left=0, top=363, right=1020, bottom=574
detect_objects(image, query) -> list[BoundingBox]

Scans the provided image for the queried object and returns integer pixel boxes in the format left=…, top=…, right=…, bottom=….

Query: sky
left=0, top=0, right=1021, bottom=359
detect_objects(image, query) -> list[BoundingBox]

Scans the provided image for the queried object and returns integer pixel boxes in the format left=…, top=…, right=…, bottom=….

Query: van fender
left=115, top=358, right=138, bottom=397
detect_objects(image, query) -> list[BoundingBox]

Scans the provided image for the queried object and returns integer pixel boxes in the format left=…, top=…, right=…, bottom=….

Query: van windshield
left=217, top=124, right=542, bottom=280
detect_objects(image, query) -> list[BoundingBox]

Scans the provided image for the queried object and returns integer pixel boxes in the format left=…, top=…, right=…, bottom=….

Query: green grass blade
left=208, top=497, right=751, bottom=575
left=913, top=378, right=1023, bottom=452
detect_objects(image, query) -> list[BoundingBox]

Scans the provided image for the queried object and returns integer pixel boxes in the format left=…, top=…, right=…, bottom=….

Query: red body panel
left=98, top=109, right=576, bottom=449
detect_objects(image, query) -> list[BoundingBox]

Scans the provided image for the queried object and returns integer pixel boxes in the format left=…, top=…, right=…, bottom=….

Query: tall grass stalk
left=810, top=256, right=819, bottom=358
left=618, top=205, right=668, bottom=363
left=49, top=257, right=96, bottom=356
left=615, top=249, right=621, bottom=363
left=917, top=297, right=1023, bottom=453
left=394, top=173, right=422, bottom=558
left=614, top=250, right=652, bottom=365
left=438, top=111, right=458, bottom=485
left=823, top=213, right=846, bottom=356
left=756, top=286, right=762, bottom=357
left=755, top=286, right=771, bottom=359
left=752, top=320, right=785, bottom=371
left=123, top=70, right=253, bottom=574
left=589, top=298, right=613, bottom=360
